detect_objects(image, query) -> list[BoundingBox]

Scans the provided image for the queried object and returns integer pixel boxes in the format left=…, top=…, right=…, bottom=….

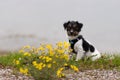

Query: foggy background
left=0, top=0, right=120, bottom=53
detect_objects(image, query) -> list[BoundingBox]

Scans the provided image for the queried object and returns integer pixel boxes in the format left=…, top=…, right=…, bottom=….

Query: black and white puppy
left=63, top=21, right=101, bottom=61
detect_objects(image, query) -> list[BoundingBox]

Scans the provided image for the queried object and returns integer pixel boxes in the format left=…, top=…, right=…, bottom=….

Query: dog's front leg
left=76, top=50, right=84, bottom=61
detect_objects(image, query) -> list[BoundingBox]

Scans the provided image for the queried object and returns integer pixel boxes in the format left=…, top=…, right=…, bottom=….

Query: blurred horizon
left=0, top=0, right=120, bottom=53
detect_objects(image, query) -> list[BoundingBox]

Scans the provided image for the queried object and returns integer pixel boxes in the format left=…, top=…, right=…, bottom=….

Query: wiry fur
left=63, top=21, right=101, bottom=61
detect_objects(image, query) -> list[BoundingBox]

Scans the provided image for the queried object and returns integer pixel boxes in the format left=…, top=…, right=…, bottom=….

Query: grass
left=0, top=42, right=120, bottom=80
left=67, top=54, right=120, bottom=70
left=0, top=52, right=23, bottom=67
left=0, top=52, right=120, bottom=80
left=0, top=53, right=120, bottom=70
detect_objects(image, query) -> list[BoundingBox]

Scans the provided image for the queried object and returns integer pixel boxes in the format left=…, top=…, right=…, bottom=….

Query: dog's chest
left=74, top=40, right=83, bottom=52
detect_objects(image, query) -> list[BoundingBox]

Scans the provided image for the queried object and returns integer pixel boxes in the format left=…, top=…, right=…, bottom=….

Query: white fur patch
left=73, top=39, right=101, bottom=61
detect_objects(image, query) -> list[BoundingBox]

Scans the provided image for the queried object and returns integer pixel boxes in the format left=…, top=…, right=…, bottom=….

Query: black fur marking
left=76, top=21, right=83, bottom=30
left=82, top=38, right=89, bottom=52
left=69, top=35, right=83, bottom=54
left=63, top=21, right=70, bottom=30
left=90, top=45, right=95, bottom=52
left=82, top=38, right=95, bottom=52
left=69, top=35, right=95, bottom=53
left=63, top=21, right=83, bottom=36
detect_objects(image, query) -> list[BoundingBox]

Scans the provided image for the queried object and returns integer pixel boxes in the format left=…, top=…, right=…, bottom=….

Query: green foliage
left=10, top=42, right=78, bottom=80
left=0, top=52, right=23, bottom=66
left=0, top=45, right=120, bottom=80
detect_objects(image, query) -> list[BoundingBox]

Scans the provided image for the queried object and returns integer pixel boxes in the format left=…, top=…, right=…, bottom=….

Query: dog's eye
left=67, top=27, right=71, bottom=31
left=75, top=27, right=80, bottom=31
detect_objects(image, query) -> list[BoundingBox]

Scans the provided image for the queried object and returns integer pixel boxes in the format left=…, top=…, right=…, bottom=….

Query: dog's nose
left=70, top=30, right=73, bottom=33
left=70, top=31, right=74, bottom=35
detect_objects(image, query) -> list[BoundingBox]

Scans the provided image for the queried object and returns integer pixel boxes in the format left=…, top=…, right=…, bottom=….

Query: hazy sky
left=0, top=0, right=120, bottom=52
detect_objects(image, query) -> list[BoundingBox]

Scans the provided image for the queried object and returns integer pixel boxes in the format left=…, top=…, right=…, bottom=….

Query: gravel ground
left=64, top=69, right=120, bottom=80
left=0, top=68, right=34, bottom=80
left=0, top=68, right=120, bottom=80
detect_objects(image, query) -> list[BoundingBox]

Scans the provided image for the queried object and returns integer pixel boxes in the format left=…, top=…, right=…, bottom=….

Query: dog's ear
left=76, top=21, right=83, bottom=29
left=63, top=21, right=70, bottom=30
left=63, top=23, right=67, bottom=30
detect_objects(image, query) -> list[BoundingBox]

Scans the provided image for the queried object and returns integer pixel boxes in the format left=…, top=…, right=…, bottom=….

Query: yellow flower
left=16, top=60, right=20, bottom=65
left=20, top=68, right=28, bottom=75
left=19, top=50, right=24, bottom=53
left=32, top=61, right=37, bottom=66
left=14, top=60, right=20, bottom=65
left=33, top=62, right=46, bottom=70
left=38, top=46, right=45, bottom=51
left=62, top=54, right=69, bottom=61
left=53, top=61, right=56, bottom=64
left=56, top=67, right=65, bottom=78
left=56, top=42, right=63, bottom=48
left=42, top=64, right=46, bottom=68
left=46, top=57, right=52, bottom=62
left=23, top=45, right=31, bottom=49
left=39, top=56, right=43, bottom=59
left=64, top=63, right=68, bottom=66
left=46, top=44, right=52, bottom=50
left=63, top=41, right=70, bottom=49
left=59, top=67, right=64, bottom=71
left=36, top=63, right=43, bottom=70
left=47, top=64, right=52, bottom=68
left=70, top=65, right=79, bottom=72
left=41, top=56, right=52, bottom=62
left=57, top=49, right=64, bottom=54
left=23, top=52, right=31, bottom=56
left=49, top=50, right=54, bottom=56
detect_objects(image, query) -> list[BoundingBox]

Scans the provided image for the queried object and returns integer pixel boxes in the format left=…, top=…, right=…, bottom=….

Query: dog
left=63, top=21, right=101, bottom=61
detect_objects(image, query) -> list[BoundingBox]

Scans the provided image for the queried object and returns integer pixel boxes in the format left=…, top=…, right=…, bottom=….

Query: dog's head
left=63, top=21, right=83, bottom=36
